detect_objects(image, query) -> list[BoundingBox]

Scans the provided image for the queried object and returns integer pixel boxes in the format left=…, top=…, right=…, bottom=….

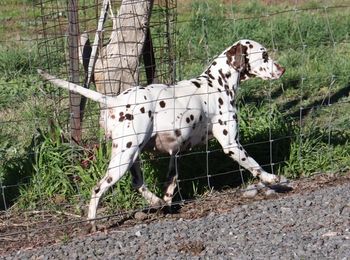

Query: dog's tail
left=38, top=69, right=115, bottom=107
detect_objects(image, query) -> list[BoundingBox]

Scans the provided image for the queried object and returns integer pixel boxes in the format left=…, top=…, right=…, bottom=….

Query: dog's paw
left=150, top=198, right=166, bottom=208
left=242, top=184, right=259, bottom=198
left=268, top=175, right=293, bottom=193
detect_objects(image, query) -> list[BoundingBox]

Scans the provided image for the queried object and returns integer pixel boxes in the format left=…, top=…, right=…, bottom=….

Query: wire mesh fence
left=0, top=0, right=349, bottom=251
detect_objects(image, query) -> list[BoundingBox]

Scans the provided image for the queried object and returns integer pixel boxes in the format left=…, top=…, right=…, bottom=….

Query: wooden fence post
left=94, top=0, right=154, bottom=95
left=67, top=0, right=82, bottom=143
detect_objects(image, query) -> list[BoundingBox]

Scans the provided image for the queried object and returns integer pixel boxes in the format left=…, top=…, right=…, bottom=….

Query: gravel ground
left=2, top=178, right=350, bottom=259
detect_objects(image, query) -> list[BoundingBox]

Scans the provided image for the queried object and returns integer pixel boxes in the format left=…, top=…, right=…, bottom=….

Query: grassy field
left=0, top=0, right=349, bottom=213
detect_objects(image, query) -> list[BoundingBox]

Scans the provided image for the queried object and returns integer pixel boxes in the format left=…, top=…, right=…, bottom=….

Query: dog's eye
left=262, top=51, right=269, bottom=63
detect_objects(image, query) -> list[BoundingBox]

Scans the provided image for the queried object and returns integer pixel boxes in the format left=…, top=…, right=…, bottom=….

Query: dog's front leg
left=212, top=118, right=281, bottom=184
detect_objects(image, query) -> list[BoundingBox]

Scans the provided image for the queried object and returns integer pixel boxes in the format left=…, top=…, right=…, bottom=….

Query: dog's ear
left=226, top=43, right=248, bottom=71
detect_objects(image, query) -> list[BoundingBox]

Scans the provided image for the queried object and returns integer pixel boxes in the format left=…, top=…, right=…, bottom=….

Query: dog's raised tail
left=38, top=69, right=115, bottom=107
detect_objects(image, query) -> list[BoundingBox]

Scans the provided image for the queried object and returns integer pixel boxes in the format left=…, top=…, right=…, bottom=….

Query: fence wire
left=0, top=0, right=350, bottom=250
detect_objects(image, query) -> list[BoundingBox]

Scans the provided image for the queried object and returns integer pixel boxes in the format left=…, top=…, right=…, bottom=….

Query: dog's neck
left=198, top=54, right=242, bottom=94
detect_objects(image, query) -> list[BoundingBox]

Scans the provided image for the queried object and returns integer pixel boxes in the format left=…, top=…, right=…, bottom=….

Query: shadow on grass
left=0, top=133, right=40, bottom=210
left=143, top=131, right=292, bottom=203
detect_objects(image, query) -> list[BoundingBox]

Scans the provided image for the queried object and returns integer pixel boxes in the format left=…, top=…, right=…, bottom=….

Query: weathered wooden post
left=67, top=0, right=82, bottom=143
left=93, top=0, right=154, bottom=95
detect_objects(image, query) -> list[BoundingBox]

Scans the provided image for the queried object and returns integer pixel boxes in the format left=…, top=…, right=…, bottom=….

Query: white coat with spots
left=39, top=39, right=286, bottom=225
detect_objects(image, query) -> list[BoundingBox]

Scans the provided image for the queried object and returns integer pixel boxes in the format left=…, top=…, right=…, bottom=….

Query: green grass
left=0, top=0, right=349, bottom=212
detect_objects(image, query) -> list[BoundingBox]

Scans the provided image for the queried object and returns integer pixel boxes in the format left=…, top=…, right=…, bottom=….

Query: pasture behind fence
left=0, top=0, right=350, bottom=249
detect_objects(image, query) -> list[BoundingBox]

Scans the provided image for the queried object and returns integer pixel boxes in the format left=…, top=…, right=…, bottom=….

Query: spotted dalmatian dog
left=39, top=39, right=286, bottom=224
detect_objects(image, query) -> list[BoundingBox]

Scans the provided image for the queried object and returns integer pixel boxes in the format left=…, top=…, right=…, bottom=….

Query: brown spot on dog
left=113, top=143, right=118, bottom=148
left=126, top=104, right=131, bottom=108
left=107, top=176, right=113, bottom=183
left=159, top=101, right=166, bottom=108
left=223, top=129, right=228, bottom=135
left=148, top=110, right=152, bottom=118
left=208, top=73, right=215, bottom=80
left=218, top=77, right=223, bottom=86
left=125, top=114, right=134, bottom=120
left=262, top=51, right=269, bottom=63
left=191, top=81, right=201, bottom=88
left=228, top=151, right=234, bottom=156
left=164, top=192, right=173, bottom=198
left=175, top=129, right=181, bottom=137
left=144, top=96, right=147, bottom=100
left=225, top=71, right=231, bottom=78
left=140, top=107, right=145, bottom=113
left=212, top=61, right=217, bottom=66
left=242, top=157, right=246, bottom=161
left=190, top=114, right=194, bottom=121
left=126, top=141, right=132, bottom=148
left=186, top=117, right=190, bottom=124
left=249, top=44, right=253, bottom=48
left=199, top=115, right=203, bottom=121
left=218, top=119, right=223, bottom=125
left=111, top=114, right=115, bottom=119
left=218, top=69, right=227, bottom=83
left=218, top=98, right=224, bottom=105
left=94, top=186, right=100, bottom=194
left=256, top=169, right=262, bottom=177
left=119, top=115, right=125, bottom=122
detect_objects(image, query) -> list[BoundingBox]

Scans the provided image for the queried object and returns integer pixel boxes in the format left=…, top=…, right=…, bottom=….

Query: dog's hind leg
left=88, top=143, right=140, bottom=223
left=130, top=158, right=164, bottom=207
left=163, top=153, right=177, bottom=205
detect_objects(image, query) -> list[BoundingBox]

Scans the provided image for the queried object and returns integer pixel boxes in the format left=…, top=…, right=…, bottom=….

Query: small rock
left=321, top=231, right=339, bottom=238
left=134, top=211, right=147, bottom=221
left=281, top=207, right=292, bottom=214
left=305, top=200, right=313, bottom=207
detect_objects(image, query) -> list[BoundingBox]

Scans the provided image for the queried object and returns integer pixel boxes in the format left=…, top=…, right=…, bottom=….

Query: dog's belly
left=144, top=118, right=211, bottom=154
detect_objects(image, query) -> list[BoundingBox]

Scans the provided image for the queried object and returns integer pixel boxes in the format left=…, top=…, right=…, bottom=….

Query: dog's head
left=225, top=39, right=285, bottom=81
